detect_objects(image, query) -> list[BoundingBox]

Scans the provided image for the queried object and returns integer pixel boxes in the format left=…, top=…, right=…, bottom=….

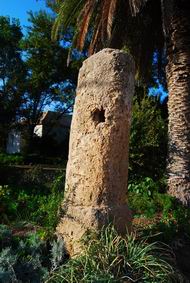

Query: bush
left=128, top=177, right=171, bottom=217
left=128, top=177, right=190, bottom=242
left=0, top=228, right=47, bottom=282
left=0, top=153, right=24, bottom=165
left=129, top=94, right=167, bottom=181
left=0, top=226, right=66, bottom=283
left=47, top=225, right=177, bottom=283
left=31, top=193, right=63, bottom=229
left=0, top=173, right=65, bottom=230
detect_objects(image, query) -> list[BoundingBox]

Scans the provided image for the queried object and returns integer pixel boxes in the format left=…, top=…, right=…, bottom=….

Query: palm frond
left=76, top=0, right=96, bottom=50
left=100, top=0, right=119, bottom=43
left=107, top=0, right=119, bottom=39
left=52, top=0, right=85, bottom=40
left=129, top=0, right=148, bottom=16
left=52, top=0, right=164, bottom=84
left=89, top=14, right=102, bottom=55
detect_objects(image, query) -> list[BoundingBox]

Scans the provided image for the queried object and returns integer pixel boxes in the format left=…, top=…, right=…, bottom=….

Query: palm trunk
left=162, top=0, right=190, bottom=205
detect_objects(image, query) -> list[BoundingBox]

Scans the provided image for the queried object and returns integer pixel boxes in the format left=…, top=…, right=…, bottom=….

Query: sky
left=0, top=0, right=49, bottom=31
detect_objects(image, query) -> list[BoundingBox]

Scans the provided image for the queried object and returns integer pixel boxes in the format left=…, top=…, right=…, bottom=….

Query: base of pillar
left=56, top=204, right=132, bottom=256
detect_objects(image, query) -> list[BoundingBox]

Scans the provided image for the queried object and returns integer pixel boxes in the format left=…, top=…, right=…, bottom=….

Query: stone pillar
left=57, top=48, right=135, bottom=255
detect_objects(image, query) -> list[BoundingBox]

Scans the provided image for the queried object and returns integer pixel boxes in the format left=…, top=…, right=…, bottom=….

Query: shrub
left=52, top=174, right=65, bottom=194
left=47, top=225, right=177, bottom=283
left=0, top=153, right=24, bottom=165
left=0, top=229, right=47, bottom=282
left=129, top=94, right=167, bottom=181
left=128, top=177, right=190, bottom=242
left=31, top=193, right=63, bottom=229
left=0, top=225, right=66, bottom=283
left=0, top=173, right=65, bottom=230
left=128, top=177, right=171, bottom=218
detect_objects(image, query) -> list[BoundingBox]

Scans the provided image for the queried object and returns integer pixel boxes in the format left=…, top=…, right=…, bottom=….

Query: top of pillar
left=82, top=48, right=135, bottom=72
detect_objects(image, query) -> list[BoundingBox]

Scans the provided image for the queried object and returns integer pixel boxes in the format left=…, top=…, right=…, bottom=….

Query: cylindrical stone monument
left=57, top=48, right=135, bottom=255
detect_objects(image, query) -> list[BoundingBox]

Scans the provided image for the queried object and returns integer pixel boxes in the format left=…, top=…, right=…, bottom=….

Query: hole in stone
left=92, top=108, right=105, bottom=124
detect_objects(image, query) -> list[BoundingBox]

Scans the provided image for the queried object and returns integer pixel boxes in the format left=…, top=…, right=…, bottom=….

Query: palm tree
left=161, top=0, right=190, bottom=205
left=51, top=0, right=190, bottom=205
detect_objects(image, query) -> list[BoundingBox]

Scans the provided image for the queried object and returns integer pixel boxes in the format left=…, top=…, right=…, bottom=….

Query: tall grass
left=47, top=225, right=178, bottom=283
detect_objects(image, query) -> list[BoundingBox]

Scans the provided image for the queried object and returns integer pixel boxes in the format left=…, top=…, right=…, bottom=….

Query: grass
left=47, top=225, right=178, bottom=283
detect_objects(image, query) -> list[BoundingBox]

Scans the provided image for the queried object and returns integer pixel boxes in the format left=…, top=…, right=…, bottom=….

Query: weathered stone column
left=57, top=48, right=135, bottom=255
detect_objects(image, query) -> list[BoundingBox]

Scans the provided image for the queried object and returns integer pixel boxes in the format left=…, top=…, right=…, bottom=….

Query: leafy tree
left=20, top=11, right=82, bottom=147
left=0, top=17, right=26, bottom=150
left=52, top=0, right=190, bottom=205
left=129, top=87, right=167, bottom=181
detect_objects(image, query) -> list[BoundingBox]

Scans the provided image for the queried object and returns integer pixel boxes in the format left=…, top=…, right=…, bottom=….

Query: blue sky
left=0, top=0, right=49, bottom=30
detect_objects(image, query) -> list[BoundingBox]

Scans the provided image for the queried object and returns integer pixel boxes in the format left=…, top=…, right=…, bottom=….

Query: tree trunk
left=162, top=0, right=190, bottom=205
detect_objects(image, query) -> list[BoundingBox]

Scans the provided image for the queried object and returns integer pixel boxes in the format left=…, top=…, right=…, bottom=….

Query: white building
left=6, top=111, right=72, bottom=154
left=6, top=129, right=22, bottom=154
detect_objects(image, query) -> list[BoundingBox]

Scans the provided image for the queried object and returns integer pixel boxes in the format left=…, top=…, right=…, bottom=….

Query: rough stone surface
left=57, top=48, right=135, bottom=255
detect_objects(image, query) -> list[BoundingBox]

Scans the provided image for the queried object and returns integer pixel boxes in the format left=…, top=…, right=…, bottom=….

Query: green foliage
left=0, top=12, right=81, bottom=153
left=0, top=153, right=24, bottom=165
left=0, top=224, right=66, bottom=283
left=0, top=168, right=65, bottom=282
left=128, top=177, right=170, bottom=218
left=0, top=229, right=46, bottom=282
left=50, top=239, right=65, bottom=271
left=47, top=225, right=177, bottom=283
left=51, top=0, right=83, bottom=40
left=20, top=11, right=80, bottom=132
left=0, top=247, right=18, bottom=282
left=129, top=177, right=159, bottom=197
left=128, top=177, right=190, bottom=243
left=0, top=17, right=26, bottom=150
left=145, top=204, right=190, bottom=244
left=129, top=92, right=167, bottom=181
left=52, top=174, right=65, bottom=194
left=0, top=173, right=65, bottom=230
left=31, top=193, right=63, bottom=229
left=22, top=165, right=45, bottom=186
